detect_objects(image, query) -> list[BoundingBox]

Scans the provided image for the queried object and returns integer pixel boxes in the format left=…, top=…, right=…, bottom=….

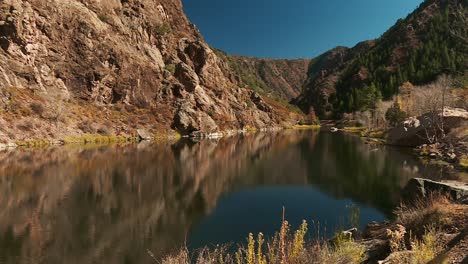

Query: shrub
left=17, top=119, right=34, bottom=131
left=77, top=120, right=96, bottom=134
left=30, top=102, right=44, bottom=116
left=385, top=101, right=407, bottom=127
left=410, top=227, right=442, bottom=264
left=165, top=64, right=176, bottom=74
left=154, top=23, right=171, bottom=35
left=97, top=125, right=112, bottom=135
left=98, top=13, right=111, bottom=23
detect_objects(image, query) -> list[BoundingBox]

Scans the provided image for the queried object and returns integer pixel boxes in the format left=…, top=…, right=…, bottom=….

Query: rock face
left=216, top=51, right=311, bottom=101
left=0, top=0, right=302, bottom=142
left=402, top=178, right=468, bottom=202
left=293, top=43, right=374, bottom=117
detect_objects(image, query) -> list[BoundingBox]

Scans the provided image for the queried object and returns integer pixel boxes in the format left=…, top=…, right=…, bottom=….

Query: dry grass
left=63, top=134, right=138, bottom=145
left=410, top=227, right=442, bottom=264
left=288, top=125, right=321, bottom=130
left=384, top=228, right=443, bottom=264
left=459, top=155, right=468, bottom=168
left=396, top=194, right=467, bottom=237
left=342, top=127, right=367, bottom=133
left=159, top=219, right=366, bottom=264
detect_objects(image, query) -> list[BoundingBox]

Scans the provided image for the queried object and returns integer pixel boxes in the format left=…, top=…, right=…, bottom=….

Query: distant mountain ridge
left=214, top=50, right=311, bottom=102
left=294, top=0, right=467, bottom=118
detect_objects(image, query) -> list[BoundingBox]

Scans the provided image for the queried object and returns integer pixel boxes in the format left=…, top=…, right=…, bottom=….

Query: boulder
left=137, top=129, right=152, bottom=141
left=402, top=178, right=468, bottom=202
left=172, top=103, right=218, bottom=134
left=387, top=107, right=468, bottom=147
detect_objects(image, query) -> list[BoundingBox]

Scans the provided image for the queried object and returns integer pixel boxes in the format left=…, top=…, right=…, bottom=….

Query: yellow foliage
left=289, top=125, right=321, bottom=130
left=247, top=233, right=255, bottom=264
left=459, top=155, right=468, bottom=168
left=410, top=228, right=441, bottom=264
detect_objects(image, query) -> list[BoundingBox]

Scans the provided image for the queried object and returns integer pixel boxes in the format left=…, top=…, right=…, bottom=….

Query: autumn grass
left=360, top=130, right=385, bottom=139
left=15, top=139, right=52, bottom=148
left=341, top=127, right=367, bottom=133
left=159, top=219, right=366, bottom=264
left=154, top=131, right=182, bottom=142
left=410, top=227, right=441, bottom=264
left=395, top=194, right=466, bottom=237
left=459, top=155, right=468, bottom=169
left=288, top=125, right=321, bottom=130
left=63, top=134, right=138, bottom=145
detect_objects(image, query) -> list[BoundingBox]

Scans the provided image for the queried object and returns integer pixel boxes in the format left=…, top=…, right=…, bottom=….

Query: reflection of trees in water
left=0, top=131, right=440, bottom=263
left=297, top=132, right=448, bottom=215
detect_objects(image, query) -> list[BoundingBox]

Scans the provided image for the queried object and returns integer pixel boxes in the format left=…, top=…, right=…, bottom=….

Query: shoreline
left=0, top=124, right=322, bottom=151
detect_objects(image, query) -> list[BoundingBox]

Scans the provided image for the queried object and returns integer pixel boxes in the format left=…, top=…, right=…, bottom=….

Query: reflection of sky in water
left=189, top=186, right=386, bottom=249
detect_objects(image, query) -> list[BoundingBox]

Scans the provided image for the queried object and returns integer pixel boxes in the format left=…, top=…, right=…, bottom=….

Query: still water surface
left=0, top=130, right=450, bottom=263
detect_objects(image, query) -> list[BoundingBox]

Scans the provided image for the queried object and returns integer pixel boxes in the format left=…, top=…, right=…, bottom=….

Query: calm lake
left=0, top=130, right=453, bottom=264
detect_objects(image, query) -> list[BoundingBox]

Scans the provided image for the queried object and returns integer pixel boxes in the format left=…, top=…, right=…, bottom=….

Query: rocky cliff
left=214, top=50, right=311, bottom=102
left=0, top=0, right=302, bottom=142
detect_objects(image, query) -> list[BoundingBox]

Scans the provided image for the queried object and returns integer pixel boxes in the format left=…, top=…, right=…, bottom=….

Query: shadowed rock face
left=293, top=43, right=374, bottom=117
left=0, top=0, right=302, bottom=142
left=224, top=55, right=311, bottom=101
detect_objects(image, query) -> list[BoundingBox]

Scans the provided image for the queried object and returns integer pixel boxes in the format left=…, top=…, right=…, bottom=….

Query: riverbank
left=160, top=179, right=468, bottom=264
left=328, top=118, right=468, bottom=178
left=0, top=125, right=322, bottom=150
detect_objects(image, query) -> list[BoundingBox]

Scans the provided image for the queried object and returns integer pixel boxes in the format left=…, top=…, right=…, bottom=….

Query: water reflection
left=0, top=130, right=455, bottom=264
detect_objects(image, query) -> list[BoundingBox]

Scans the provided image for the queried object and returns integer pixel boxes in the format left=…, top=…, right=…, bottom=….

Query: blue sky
left=182, top=0, right=424, bottom=59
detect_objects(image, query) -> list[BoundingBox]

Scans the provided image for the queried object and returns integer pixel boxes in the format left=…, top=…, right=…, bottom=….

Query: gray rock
left=402, top=178, right=468, bottom=202
left=137, top=129, right=152, bottom=141
left=387, top=108, right=468, bottom=147
left=361, top=239, right=389, bottom=263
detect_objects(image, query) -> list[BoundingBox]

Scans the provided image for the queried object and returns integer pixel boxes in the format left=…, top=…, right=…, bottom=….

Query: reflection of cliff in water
left=0, top=131, right=444, bottom=263
left=0, top=131, right=308, bottom=264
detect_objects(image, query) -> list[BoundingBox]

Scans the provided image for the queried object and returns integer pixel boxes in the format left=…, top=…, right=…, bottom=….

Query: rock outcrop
left=402, top=178, right=468, bottom=202
left=0, top=0, right=302, bottom=142
left=387, top=107, right=468, bottom=147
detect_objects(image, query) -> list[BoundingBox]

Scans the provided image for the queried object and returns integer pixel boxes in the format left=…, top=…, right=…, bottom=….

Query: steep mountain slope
left=0, top=0, right=302, bottom=142
left=295, top=0, right=467, bottom=118
left=214, top=51, right=311, bottom=102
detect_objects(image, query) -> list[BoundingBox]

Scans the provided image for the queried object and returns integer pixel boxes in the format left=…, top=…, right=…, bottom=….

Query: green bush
left=385, top=102, right=407, bottom=127
left=165, top=64, right=176, bottom=74
left=154, top=23, right=171, bottom=35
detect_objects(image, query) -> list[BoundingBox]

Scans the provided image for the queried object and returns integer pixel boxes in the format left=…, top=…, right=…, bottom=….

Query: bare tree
left=410, top=75, right=456, bottom=144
